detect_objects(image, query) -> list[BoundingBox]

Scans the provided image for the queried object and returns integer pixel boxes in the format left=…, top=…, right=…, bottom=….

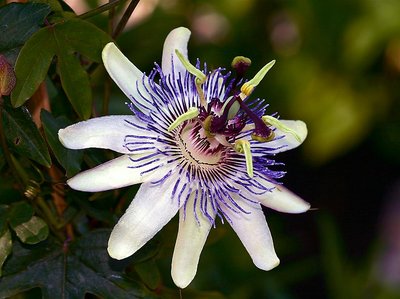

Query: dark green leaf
left=12, top=216, right=49, bottom=245
left=0, top=179, right=20, bottom=205
left=11, top=28, right=55, bottom=108
left=8, top=201, right=34, bottom=228
left=0, top=205, right=9, bottom=235
left=0, top=230, right=153, bottom=299
left=135, top=260, right=161, bottom=290
left=55, top=18, right=112, bottom=63
left=0, top=229, right=12, bottom=276
left=32, top=0, right=62, bottom=14
left=2, top=101, right=51, bottom=167
left=56, top=45, right=93, bottom=120
left=11, top=18, right=111, bottom=118
left=0, top=2, right=51, bottom=64
left=0, top=146, right=5, bottom=171
left=40, top=110, right=83, bottom=177
left=53, top=19, right=111, bottom=119
left=71, top=195, right=115, bottom=224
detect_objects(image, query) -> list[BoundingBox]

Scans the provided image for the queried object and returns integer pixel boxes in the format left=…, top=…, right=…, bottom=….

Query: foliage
left=0, top=0, right=399, bottom=298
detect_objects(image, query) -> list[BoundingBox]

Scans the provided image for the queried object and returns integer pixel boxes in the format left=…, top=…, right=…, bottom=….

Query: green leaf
left=0, top=229, right=153, bottom=299
left=55, top=18, right=111, bottom=63
left=31, top=0, right=63, bottom=14
left=56, top=44, right=93, bottom=120
left=0, top=2, right=51, bottom=64
left=11, top=216, right=49, bottom=245
left=40, top=110, right=83, bottom=177
left=11, top=18, right=111, bottom=119
left=135, top=260, right=161, bottom=290
left=8, top=201, right=34, bottom=228
left=0, top=205, right=8, bottom=235
left=0, top=229, right=12, bottom=276
left=1, top=101, right=51, bottom=167
left=11, top=28, right=55, bottom=108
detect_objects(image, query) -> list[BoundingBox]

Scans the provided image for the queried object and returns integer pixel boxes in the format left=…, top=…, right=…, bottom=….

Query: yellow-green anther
left=234, top=140, right=253, bottom=178
left=262, top=115, right=301, bottom=142
left=240, top=60, right=276, bottom=97
left=175, top=50, right=206, bottom=84
left=168, top=107, right=199, bottom=131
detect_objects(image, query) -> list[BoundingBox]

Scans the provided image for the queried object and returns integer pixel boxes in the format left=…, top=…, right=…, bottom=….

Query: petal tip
left=256, top=256, right=280, bottom=271
left=107, top=245, right=131, bottom=260
left=172, top=274, right=193, bottom=289
left=58, top=127, right=75, bottom=149
left=107, top=237, right=136, bottom=260
left=102, top=42, right=117, bottom=61
left=170, top=26, right=191, bottom=37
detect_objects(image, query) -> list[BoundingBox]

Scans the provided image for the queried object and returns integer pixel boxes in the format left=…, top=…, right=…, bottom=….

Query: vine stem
left=78, top=0, right=130, bottom=20
left=112, top=0, right=141, bottom=39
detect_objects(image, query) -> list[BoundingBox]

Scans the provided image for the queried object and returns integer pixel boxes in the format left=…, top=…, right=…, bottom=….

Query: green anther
left=240, top=60, right=276, bottom=97
left=234, top=140, right=254, bottom=178
left=175, top=50, right=206, bottom=83
left=262, top=115, right=301, bottom=142
left=168, top=107, right=200, bottom=131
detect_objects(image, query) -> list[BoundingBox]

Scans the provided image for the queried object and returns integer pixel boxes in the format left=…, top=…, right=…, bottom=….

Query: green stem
left=36, top=196, right=65, bottom=240
left=102, top=0, right=117, bottom=116
left=78, top=0, right=129, bottom=20
left=112, top=0, right=141, bottom=39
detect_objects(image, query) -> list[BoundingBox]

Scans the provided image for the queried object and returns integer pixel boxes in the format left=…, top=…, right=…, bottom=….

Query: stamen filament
left=175, top=49, right=207, bottom=107
left=168, top=107, right=199, bottom=131
left=234, top=140, right=253, bottom=178
left=262, top=115, right=302, bottom=142
left=240, top=60, right=275, bottom=98
left=234, top=95, right=273, bottom=142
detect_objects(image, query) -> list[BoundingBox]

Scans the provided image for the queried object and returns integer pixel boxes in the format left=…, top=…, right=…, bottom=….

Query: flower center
left=177, top=121, right=223, bottom=167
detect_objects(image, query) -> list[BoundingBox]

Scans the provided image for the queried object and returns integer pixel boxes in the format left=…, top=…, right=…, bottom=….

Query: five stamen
left=171, top=50, right=288, bottom=177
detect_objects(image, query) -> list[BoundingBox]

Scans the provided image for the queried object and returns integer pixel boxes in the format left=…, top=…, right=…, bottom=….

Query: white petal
left=102, top=43, right=154, bottom=112
left=257, top=185, right=310, bottom=213
left=255, top=120, right=308, bottom=154
left=171, top=193, right=216, bottom=288
left=67, top=154, right=169, bottom=192
left=58, top=115, right=156, bottom=154
left=108, top=174, right=182, bottom=260
left=162, top=27, right=191, bottom=77
left=221, top=199, right=280, bottom=270
left=235, top=177, right=310, bottom=214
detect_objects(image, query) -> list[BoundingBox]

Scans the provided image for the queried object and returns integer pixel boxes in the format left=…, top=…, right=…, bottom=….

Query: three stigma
left=167, top=50, right=300, bottom=178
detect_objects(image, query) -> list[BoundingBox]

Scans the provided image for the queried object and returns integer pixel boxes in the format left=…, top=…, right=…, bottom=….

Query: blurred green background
left=79, top=0, right=400, bottom=297
left=3, top=0, right=400, bottom=298
left=85, top=0, right=400, bottom=297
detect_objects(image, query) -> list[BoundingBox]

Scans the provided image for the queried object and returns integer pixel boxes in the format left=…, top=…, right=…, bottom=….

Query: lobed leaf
left=0, top=229, right=154, bottom=299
